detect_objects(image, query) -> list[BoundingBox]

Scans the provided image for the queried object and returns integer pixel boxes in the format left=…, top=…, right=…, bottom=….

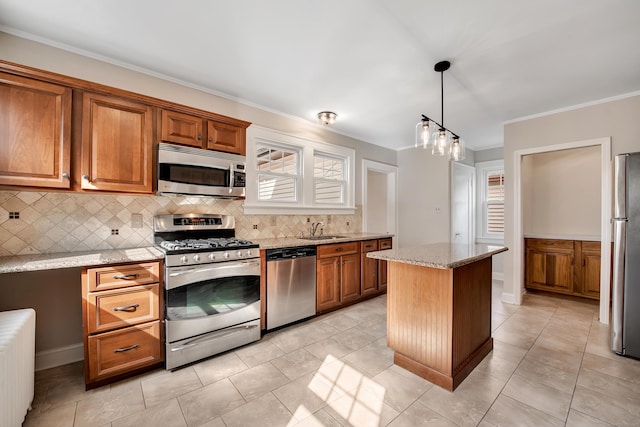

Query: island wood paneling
left=386, top=257, right=493, bottom=391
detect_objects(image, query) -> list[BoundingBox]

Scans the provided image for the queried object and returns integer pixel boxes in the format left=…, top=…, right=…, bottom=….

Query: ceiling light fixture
left=318, top=111, right=337, bottom=125
left=415, top=60, right=465, bottom=161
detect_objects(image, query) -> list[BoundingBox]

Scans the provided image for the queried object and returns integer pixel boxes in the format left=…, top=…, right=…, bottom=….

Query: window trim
left=244, top=126, right=355, bottom=214
left=476, top=160, right=504, bottom=243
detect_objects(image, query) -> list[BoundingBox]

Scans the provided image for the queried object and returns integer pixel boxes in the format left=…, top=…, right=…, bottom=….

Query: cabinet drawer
left=318, top=242, right=360, bottom=258
left=87, top=320, right=162, bottom=382
left=379, top=238, right=392, bottom=250
left=87, top=262, right=160, bottom=291
left=361, top=240, right=378, bottom=252
left=525, top=238, right=573, bottom=251
left=87, top=284, right=160, bottom=334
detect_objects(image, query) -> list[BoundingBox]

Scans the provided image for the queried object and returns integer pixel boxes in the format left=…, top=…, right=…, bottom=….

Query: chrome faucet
left=310, top=222, right=324, bottom=237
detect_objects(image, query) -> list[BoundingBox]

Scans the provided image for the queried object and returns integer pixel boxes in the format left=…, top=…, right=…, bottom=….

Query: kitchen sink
left=298, top=235, right=346, bottom=240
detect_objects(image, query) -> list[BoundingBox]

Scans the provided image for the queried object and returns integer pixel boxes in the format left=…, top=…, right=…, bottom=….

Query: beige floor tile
left=577, top=367, right=640, bottom=404
left=323, top=382, right=400, bottom=427
left=514, top=358, right=579, bottom=394
left=473, top=351, right=520, bottom=381
left=229, top=361, right=290, bottom=401
left=387, top=401, right=458, bottom=427
left=272, top=371, right=336, bottom=418
left=490, top=339, right=528, bottom=364
left=571, top=384, right=640, bottom=426
left=565, top=409, right=615, bottom=426
left=140, top=366, right=202, bottom=407
left=40, top=379, right=110, bottom=412
left=193, top=351, right=248, bottom=385
left=502, top=373, right=572, bottom=421
left=74, top=380, right=146, bottom=427
left=418, top=381, right=494, bottom=426
left=23, top=401, right=77, bottom=427
left=233, top=338, right=285, bottom=367
left=581, top=352, right=640, bottom=384
left=271, top=348, right=323, bottom=381
left=492, top=327, right=539, bottom=350
left=196, top=417, right=226, bottom=427
left=221, top=392, right=294, bottom=427
left=342, top=338, right=394, bottom=378
left=482, top=395, right=565, bottom=427
left=177, top=377, right=245, bottom=426
left=305, top=335, right=362, bottom=360
left=370, top=364, right=433, bottom=413
left=290, top=408, right=344, bottom=426
left=268, top=321, right=340, bottom=353
left=111, top=398, right=187, bottom=427
left=525, top=343, right=583, bottom=374
left=536, top=330, right=588, bottom=353
left=318, top=312, right=361, bottom=332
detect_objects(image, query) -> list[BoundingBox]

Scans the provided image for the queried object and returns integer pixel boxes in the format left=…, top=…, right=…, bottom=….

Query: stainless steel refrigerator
left=612, top=152, right=640, bottom=358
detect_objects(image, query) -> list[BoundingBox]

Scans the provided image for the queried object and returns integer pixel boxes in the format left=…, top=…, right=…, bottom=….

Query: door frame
left=450, top=162, right=476, bottom=244
left=362, top=159, right=398, bottom=235
left=511, top=137, right=612, bottom=323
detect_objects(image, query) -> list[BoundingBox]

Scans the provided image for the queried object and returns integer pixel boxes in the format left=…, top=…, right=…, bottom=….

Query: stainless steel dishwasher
left=266, top=246, right=317, bottom=330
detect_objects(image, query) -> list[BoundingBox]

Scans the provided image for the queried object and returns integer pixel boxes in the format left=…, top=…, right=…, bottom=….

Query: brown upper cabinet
left=160, top=109, right=247, bottom=155
left=81, top=93, right=154, bottom=194
left=0, top=72, right=72, bottom=189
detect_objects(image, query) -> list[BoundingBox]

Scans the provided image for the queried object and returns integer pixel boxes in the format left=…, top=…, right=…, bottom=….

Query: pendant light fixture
left=415, top=60, right=465, bottom=161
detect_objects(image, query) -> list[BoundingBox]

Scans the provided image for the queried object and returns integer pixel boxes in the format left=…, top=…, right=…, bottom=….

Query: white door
left=451, top=163, right=475, bottom=244
left=362, top=160, right=397, bottom=235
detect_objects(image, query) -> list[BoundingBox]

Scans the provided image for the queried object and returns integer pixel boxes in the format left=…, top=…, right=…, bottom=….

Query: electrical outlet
left=9, top=212, right=19, bottom=219
left=347, top=221, right=350, bottom=226
left=306, top=217, right=310, bottom=222
left=131, top=213, right=143, bottom=228
left=253, top=224, right=258, bottom=230
left=111, top=229, right=119, bottom=235
left=435, top=207, right=441, bottom=214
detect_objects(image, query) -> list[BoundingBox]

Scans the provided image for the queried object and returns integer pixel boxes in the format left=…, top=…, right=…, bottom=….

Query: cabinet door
left=361, top=240, right=378, bottom=296
left=341, top=253, right=361, bottom=303
left=526, top=248, right=573, bottom=292
left=581, top=241, right=601, bottom=299
left=206, top=120, right=246, bottom=155
left=317, top=257, right=341, bottom=312
left=0, top=72, right=71, bottom=188
left=81, top=93, right=153, bottom=193
left=378, top=238, right=392, bottom=291
left=160, top=109, right=204, bottom=148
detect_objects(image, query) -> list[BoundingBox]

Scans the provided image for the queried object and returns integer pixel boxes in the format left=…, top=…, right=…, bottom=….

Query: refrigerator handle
left=614, top=154, right=627, bottom=219
left=611, top=219, right=627, bottom=354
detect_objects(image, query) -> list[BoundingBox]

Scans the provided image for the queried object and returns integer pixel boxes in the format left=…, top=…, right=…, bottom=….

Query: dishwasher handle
left=266, top=246, right=317, bottom=261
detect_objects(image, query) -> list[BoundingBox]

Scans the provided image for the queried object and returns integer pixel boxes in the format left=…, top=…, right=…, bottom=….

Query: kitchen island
left=367, top=243, right=508, bottom=391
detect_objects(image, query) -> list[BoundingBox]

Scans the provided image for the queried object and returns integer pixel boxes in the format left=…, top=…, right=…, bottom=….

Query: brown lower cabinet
left=525, top=238, right=601, bottom=300
left=82, top=261, right=164, bottom=388
left=317, top=238, right=392, bottom=313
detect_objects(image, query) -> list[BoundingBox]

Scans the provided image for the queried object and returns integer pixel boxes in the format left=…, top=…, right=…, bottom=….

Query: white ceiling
left=1, top=0, right=640, bottom=151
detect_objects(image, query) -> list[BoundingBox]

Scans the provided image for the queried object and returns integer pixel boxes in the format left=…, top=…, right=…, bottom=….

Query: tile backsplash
left=0, top=191, right=362, bottom=256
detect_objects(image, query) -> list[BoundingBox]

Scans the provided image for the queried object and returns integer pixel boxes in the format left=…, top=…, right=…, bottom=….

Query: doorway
left=512, top=137, right=611, bottom=323
left=451, top=163, right=475, bottom=244
left=362, top=160, right=397, bottom=235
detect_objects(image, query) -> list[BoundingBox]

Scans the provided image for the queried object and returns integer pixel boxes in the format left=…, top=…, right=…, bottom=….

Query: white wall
left=522, top=146, right=601, bottom=239
left=397, top=148, right=450, bottom=247
left=504, top=94, right=640, bottom=304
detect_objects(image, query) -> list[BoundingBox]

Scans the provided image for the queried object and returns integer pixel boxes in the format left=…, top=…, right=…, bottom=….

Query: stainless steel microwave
left=157, top=143, right=246, bottom=198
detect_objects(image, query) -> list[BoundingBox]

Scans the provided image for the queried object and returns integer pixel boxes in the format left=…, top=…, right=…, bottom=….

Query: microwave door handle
left=229, top=163, right=234, bottom=189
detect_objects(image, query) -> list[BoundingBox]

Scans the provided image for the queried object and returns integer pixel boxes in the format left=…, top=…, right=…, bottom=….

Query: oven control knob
left=223, top=252, right=230, bottom=259
left=237, top=251, right=243, bottom=258
left=246, top=250, right=252, bottom=257
left=193, top=254, right=200, bottom=262
left=208, top=253, right=216, bottom=261
left=180, top=256, right=188, bottom=264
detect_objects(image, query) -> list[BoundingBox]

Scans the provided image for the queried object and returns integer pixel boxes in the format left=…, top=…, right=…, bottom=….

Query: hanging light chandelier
left=415, top=60, right=465, bottom=161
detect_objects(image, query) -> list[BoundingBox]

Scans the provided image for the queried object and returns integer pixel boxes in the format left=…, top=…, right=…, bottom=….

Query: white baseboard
left=35, top=343, right=83, bottom=371
left=501, top=292, right=518, bottom=305
left=492, top=272, right=504, bottom=282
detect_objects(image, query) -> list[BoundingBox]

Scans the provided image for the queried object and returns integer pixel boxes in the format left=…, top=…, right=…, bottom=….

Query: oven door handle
left=168, top=260, right=259, bottom=278
left=170, top=324, right=259, bottom=352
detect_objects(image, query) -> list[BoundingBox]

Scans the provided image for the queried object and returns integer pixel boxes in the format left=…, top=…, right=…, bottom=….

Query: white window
left=256, top=144, right=300, bottom=202
left=245, top=126, right=355, bottom=214
left=476, top=160, right=504, bottom=242
left=314, top=152, right=346, bottom=204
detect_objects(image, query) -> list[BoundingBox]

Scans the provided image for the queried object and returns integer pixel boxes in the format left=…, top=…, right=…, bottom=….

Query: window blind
left=313, top=153, right=345, bottom=204
left=487, top=172, right=505, bottom=233
left=256, top=145, right=299, bottom=202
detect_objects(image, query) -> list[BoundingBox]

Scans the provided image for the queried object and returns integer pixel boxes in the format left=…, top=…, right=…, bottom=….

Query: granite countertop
left=367, top=242, right=508, bottom=269
left=252, top=232, right=393, bottom=250
left=0, top=233, right=394, bottom=274
left=0, top=247, right=165, bottom=274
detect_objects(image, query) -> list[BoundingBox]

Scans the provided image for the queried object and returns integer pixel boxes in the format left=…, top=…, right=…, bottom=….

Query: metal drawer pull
left=113, top=273, right=140, bottom=280
left=114, top=344, right=139, bottom=353
left=113, top=304, right=139, bottom=312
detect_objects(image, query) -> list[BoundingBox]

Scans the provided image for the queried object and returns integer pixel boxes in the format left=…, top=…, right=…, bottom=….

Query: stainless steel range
left=153, top=213, right=261, bottom=370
